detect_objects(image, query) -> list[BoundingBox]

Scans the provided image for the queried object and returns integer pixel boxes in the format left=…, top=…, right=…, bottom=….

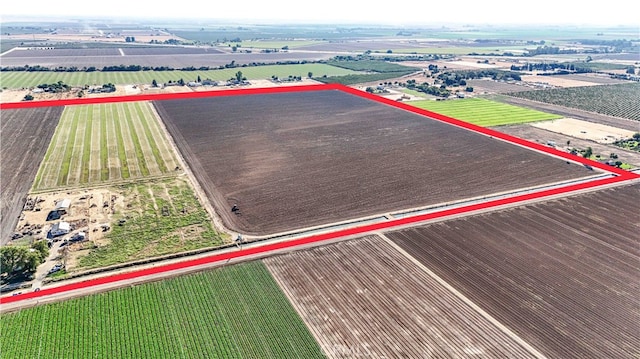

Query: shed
left=49, top=222, right=70, bottom=238
left=54, top=199, right=71, bottom=214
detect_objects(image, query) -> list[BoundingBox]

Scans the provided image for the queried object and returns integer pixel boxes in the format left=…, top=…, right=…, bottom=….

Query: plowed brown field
left=389, top=183, right=640, bottom=359
left=264, top=236, right=537, bottom=358
left=1, top=107, right=63, bottom=243
left=154, top=89, right=594, bottom=235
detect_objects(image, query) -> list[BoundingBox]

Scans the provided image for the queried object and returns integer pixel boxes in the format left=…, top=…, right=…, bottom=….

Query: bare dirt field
left=520, top=74, right=599, bottom=88
left=154, top=89, right=593, bottom=235
left=264, top=235, right=537, bottom=358
left=530, top=117, right=636, bottom=144
left=0, top=52, right=335, bottom=69
left=2, top=48, right=122, bottom=57
left=0, top=107, right=63, bottom=244
left=388, top=183, right=640, bottom=359
left=1, top=33, right=184, bottom=45
left=553, top=73, right=631, bottom=85
left=496, top=124, right=640, bottom=167
left=468, top=79, right=536, bottom=94
left=2, top=47, right=223, bottom=58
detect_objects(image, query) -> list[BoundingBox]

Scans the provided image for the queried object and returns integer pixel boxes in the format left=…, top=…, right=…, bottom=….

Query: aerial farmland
left=1, top=15, right=639, bottom=359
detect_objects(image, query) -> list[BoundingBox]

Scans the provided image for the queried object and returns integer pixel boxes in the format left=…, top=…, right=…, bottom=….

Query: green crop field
left=33, top=102, right=178, bottom=190
left=0, top=64, right=357, bottom=89
left=409, top=97, right=562, bottom=127
left=0, top=261, right=324, bottom=359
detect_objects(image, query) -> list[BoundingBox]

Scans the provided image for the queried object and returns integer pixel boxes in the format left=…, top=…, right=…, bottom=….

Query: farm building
left=54, top=198, right=71, bottom=214
left=48, top=221, right=70, bottom=238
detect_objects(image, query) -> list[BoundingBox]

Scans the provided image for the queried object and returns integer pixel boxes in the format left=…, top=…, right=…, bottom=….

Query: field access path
left=1, top=84, right=638, bottom=311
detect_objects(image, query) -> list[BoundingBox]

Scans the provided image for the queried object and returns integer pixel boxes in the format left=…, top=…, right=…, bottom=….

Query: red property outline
left=2, top=83, right=638, bottom=304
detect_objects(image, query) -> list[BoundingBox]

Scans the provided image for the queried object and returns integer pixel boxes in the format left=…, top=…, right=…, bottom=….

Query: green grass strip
left=112, top=104, right=130, bottom=179
left=100, top=105, right=109, bottom=181
left=134, top=102, right=167, bottom=173
left=80, top=105, right=93, bottom=184
left=123, top=103, right=149, bottom=176
left=33, top=108, right=65, bottom=189
left=56, top=107, right=80, bottom=186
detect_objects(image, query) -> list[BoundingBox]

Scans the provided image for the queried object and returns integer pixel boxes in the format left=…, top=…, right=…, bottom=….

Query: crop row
left=507, top=83, right=640, bottom=121
left=0, top=261, right=324, bottom=358
left=0, top=64, right=356, bottom=89
left=33, top=102, right=178, bottom=190
left=409, top=97, right=561, bottom=126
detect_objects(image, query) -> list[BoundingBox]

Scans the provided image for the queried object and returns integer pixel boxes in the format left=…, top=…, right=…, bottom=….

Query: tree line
left=1, top=60, right=316, bottom=73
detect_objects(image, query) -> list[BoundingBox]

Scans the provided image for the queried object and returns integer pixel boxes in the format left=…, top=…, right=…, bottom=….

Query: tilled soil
left=264, top=236, right=537, bottom=358
left=1, top=106, right=63, bottom=244
left=154, top=89, right=594, bottom=235
left=388, top=183, right=640, bottom=359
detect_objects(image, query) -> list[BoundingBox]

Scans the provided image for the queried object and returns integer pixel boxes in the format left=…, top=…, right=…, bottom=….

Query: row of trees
left=510, top=63, right=594, bottom=73
left=1, top=59, right=315, bottom=73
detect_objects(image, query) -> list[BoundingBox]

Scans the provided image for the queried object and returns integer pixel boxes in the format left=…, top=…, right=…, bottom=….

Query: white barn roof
left=55, top=199, right=71, bottom=210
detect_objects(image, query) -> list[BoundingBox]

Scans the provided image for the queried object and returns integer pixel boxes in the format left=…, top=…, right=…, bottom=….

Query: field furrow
left=265, top=235, right=535, bottom=358
left=68, top=105, right=88, bottom=185
left=388, top=184, right=640, bottom=359
left=89, top=105, right=102, bottom=182
left=80, top=105, right=94, bottom=183
left=133, top=102, right=166, bottom=174
left=105, top=104, right=123, bottom=180
left=124, top=103, right=153, bottom=176
left=146, top=103, right=178, bottom=171
left=32, top=109, right=67, bottom=190
left=55, top=106, right=80, bottom=187
left=115, top=103, right=140, bottom=178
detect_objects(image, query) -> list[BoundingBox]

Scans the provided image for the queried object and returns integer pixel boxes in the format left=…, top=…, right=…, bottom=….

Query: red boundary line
left=2, top=83, right=638, bottom=304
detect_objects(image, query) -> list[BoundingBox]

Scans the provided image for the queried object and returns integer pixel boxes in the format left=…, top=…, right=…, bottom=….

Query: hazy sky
left=3, top=0, right=640, bottom=26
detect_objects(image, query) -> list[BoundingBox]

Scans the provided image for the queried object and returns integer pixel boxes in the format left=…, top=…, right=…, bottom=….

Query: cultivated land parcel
left=0, top=261, right=324, bottom=358
left=33, top=102, right=179, bottom=190
left=154, top=88, right=595, bottom=235
left=0, top=64, right=357, bottom=89
left=0, top=107, right=63, bottom=242
left=2, top=83, right=638, bottom=359
left=409, top=97, right=563, bottom=127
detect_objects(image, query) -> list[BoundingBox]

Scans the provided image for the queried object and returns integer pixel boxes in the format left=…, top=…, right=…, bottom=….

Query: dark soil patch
left=389, top=184, right=640, bottom=359
left=154, top=89, right=593, bottom=235
left=1, top=106, right=63, bottom=243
